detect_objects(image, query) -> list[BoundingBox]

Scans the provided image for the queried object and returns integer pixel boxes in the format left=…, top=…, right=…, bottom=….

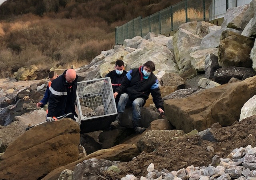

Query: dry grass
left=0, top=17, right=114, bottom=78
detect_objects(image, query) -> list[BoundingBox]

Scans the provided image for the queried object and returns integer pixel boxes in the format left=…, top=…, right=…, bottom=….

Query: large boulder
left=173, top=28, right=202, bottom=78
left=240, top=95, right=256, bottom=121
left=15, top=109, right=47, bottom=126
left=241, top=0, right=256, bottom=30
left=213, top=67, right=256, bottom=84
left=200, top=28, right=241, bottom=50
left=123, top=42, right=178, bottom=76
left=190, top=48, right=218, bottom=72
left=222, top=4, right=250, bottom=30
left=241, top=16, right=256, bottom=37
left=164, top=76, right=256, bottom=133
left=0, top=118, right=80, bottom=180
left=0, top=121, right=27, bottom=153
left=218, top=30, right=254, bottom=68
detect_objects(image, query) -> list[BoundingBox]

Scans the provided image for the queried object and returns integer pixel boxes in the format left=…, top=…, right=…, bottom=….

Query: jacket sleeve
left=150, top=80, right=164, bottom=110
left=115, top=70, right=132, bottom=94
left=39, top=86, right=50, bottom=107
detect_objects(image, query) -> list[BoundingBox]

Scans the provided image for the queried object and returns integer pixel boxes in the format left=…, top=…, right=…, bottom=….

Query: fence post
left=133, top=19, right=135, bottom=38
left=203, top=0, right=206, bottom=21
left=140, top=17, right=142, bottom=37
left=149, top=16, right=151, bottom=32
left=115, top=27, right=117, bottom=44
left=159, top=12, right=161, bottom=34
left=170, top=6, right=173, bottom=31
left=185, top=0, right=188, bottom=22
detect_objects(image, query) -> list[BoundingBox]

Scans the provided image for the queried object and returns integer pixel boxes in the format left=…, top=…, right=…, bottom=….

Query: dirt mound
left=107, top=116, right=256, bottom=178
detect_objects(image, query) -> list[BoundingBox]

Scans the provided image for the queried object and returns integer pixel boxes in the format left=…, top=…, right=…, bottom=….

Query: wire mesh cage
left=76, top=77, right=117, bottom=133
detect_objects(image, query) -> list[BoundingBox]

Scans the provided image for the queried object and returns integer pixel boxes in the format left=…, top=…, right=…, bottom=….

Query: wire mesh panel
left=134, top=16, right=142, bottom=37
left=123, top=23, right=128, bottom=42
left=141, top=16, right=150, bottom=37
left=116, top=26, right=124, bottom=45
left=127, top=20, right=134, bottom=39
left=150, top=12, right=161, bottom=35
left=172, top=1, right=187, bottom=30
left=187, top=0, right=204, bottom=22
left=160, top=7, right=172, bottom=35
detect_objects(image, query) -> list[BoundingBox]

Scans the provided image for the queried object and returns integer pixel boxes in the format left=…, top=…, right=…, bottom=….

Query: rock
left=213, top=67, right=256, bottom=84
left=150, top=119, right=172, bottom=130
left=228, top=77, right=241, bottom=83
left=14, top=65, right=39, bottom=81
left=0, top=121, right=27, bottom=153
left=198, top=78, right=220, bottom=89
left=196, top=21, right=216, bottom=38
left=205, top=53, right=220, bottom=80
left=58, top=169, right=73, bottom=180
left=14, top=109, right=47, bottom=126
left=179, top=21, right=198, bottom=35
left=159, top=72, right=185, bottom=87
left=240, top=95, right=256, bottom=121
left=0, top=118, right=80, bottom=180
left=99, top=128, right=134, bottom=149
left=164, top=76, right=256, bottom=133
left=80, top=133, right=101, bottom=154
left=163, top=88, right=200, bottom=100
left=200, top=28, right=241, bottom=49
left=119, top=107, right=160, bottom=128
left=86, top=144, right=139, bottom=162
left=137, top=130, right=185, bottom=152
left=123, top=42, right=178, bottom=75
left=241, top=16, right=256, bottom=37
left=190, top=48, right=218, bottom=72
left=73, top=158, right=120, bottom=180
left=218, top=30, right=254, bottom=68
left=173, top=28, right=202, bottom=78
left=123, top=36, right=143, bottom=49
left=241, top=0, right=256, bottom=30
left=222, top=5, right=250, bottom=30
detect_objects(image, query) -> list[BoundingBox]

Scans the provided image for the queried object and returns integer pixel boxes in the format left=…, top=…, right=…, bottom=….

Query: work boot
left=134, top=127, right=146, bottom=134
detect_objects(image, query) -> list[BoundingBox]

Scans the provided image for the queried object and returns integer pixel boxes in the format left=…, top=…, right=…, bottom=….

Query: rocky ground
left=101, top=116, right=256, bottom=179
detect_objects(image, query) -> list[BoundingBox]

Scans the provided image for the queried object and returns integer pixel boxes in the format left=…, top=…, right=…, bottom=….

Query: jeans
left=117, top=93, right=145, bottom=128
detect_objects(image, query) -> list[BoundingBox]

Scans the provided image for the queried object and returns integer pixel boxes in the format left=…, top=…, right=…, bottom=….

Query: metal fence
left=115, top=0, right=212, bottom=44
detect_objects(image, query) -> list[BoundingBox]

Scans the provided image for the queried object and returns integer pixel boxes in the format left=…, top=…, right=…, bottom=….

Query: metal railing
left=115, top=0, right=212, bottom=44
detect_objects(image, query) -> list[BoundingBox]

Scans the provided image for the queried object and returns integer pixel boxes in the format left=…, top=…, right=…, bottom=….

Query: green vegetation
left=0, top=0, right=181, bottom=78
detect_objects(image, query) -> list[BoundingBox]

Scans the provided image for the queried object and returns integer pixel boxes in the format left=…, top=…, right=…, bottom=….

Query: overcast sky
left=0, top=0, right=6, bottom=5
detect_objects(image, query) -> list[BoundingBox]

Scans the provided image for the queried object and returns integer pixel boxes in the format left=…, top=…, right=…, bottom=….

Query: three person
left=112, top=60, right=164, bottom=134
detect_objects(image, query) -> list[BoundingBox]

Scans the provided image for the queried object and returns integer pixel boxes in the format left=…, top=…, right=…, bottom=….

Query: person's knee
left=120, top=93, right=128, bottom=98
left=132, top=100, right=142, bottom=107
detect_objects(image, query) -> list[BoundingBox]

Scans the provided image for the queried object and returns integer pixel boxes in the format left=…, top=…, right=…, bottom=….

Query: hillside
left=0, top=0, right=182, bottom=78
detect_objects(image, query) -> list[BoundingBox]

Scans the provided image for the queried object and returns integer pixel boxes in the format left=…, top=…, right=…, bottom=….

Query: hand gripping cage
left=76, top=77, right=117, bottom=133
